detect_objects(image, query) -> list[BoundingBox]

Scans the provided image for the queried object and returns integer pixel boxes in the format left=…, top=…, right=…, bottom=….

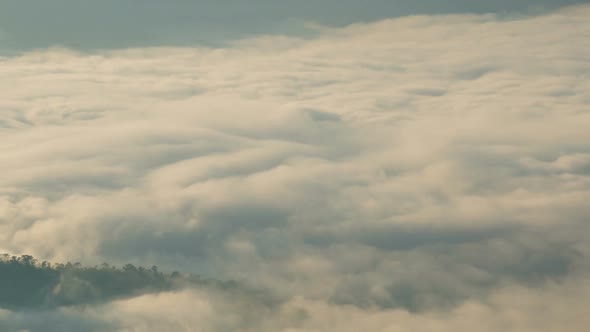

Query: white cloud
left=0, top=4, right=589, bottom=330
left=4, top=277, right=588, bottom=332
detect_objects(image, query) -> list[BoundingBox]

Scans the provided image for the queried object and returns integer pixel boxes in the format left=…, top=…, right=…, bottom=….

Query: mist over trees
left=0, top=254, right=206, bottom=309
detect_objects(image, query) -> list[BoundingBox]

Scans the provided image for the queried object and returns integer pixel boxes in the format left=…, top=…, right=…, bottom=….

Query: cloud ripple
left=0, top=5, right=589, bottom=331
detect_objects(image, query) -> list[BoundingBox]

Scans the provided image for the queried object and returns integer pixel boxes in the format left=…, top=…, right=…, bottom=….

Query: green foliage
left=0, top=254, right=187, bottom=309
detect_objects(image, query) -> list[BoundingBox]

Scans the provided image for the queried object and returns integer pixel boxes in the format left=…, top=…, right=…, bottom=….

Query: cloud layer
left=1, top=4, right=589, bottom=331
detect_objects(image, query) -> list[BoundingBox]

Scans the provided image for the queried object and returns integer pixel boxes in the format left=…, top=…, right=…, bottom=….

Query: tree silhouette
left=0, top=254, right=189, bottom=309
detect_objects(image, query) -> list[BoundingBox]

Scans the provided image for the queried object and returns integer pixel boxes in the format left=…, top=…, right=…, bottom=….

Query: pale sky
left=0, top=0, right=587, bottom=51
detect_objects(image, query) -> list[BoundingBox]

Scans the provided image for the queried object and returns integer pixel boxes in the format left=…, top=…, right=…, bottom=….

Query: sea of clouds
left=0, top=4, right=589, bottom=331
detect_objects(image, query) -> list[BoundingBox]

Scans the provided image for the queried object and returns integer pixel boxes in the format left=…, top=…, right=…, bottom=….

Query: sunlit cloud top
left=0, top=2, right=589, bottom=331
